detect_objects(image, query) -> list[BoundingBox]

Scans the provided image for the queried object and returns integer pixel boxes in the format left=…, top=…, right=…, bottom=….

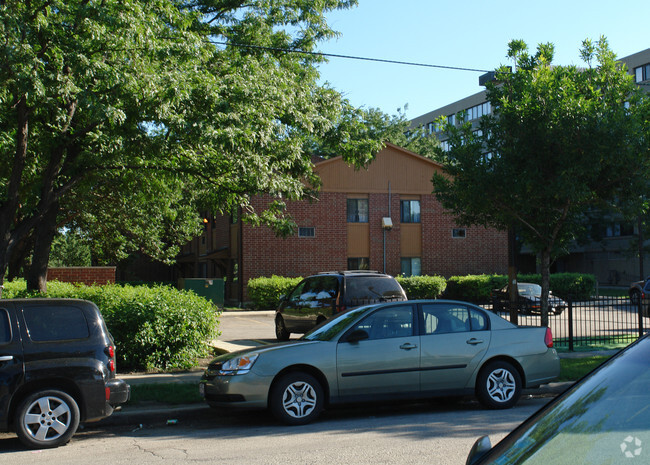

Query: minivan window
left=23, top=305, right=89, bottom=341
left=0, top=309, right=11, bottom=344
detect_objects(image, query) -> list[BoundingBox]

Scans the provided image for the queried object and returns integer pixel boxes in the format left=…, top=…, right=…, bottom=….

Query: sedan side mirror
left=345, top=329, right=369, bottom=343
left=466, top=436, right=492, bottom=465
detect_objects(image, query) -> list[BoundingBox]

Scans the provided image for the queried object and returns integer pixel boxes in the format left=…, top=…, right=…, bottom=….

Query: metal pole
left=568, top=298, right=574, bottom=352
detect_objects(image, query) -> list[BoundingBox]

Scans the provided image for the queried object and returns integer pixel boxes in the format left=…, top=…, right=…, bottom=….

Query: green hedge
left=443, top=274, right=507, bottom=301
left=247, top=275, right=303, bottom=310
left=443, top=273, right=596, bottom=301
left=2, top=280, right=219, bottom=372
left=396, top=275, right=447, bottom=299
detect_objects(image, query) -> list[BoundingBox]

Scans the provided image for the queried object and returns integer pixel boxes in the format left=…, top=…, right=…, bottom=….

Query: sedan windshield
left=302, top=306, right=372, bottom=342
left=518, top=283, right=541, bottom=297
left=485, top=335, right=650, bottom=464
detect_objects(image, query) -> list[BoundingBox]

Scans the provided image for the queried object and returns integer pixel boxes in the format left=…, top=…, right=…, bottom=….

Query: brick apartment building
left=177, top=143, right=507, bottom=304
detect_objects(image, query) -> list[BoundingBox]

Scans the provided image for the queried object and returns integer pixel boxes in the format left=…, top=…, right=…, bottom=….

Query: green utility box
left=180, top=278, right=225, bottom=307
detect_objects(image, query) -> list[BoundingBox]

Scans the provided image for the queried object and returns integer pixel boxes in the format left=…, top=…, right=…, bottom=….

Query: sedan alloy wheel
left=270, top=372, right=324, bottom=425
left=476, top=361, right=522, bottom=409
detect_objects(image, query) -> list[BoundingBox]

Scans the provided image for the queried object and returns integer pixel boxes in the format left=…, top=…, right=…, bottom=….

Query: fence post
left=568, top=297, right=574, bottom=352
left=639, top=296, right=644, bottom=338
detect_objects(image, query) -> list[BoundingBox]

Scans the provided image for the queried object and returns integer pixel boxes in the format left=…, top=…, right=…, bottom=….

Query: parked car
left=201, top=300, right=559, bottom=425
left=466, top=332, right=650, bottom=465
left=0, top=299, right=129, bottom=449
left=492, top=283, right=566, bottom=315
left=629, top=276, right=650, bottom=305
left=274, top=270, right=407, bottom=341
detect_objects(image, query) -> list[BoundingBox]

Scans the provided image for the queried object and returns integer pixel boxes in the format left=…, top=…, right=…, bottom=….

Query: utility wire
left=210, top=40, right=491, bottom=74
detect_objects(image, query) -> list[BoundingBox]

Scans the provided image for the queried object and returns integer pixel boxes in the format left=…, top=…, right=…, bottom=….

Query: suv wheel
left=476, top=361, right=522, bottom=409
left=275, top=315, right=290, bottom=341
left=14, top=390, right=80, bottom=449
left=269, top=372, right=324, bottom=425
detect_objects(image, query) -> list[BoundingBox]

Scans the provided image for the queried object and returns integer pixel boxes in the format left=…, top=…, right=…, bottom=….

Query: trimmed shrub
left=443, top=273, right=596, bottom=302
left=444, top=274, right=506, bottom=302
left=247, top=275, right=302, bottom=310
left=1, top=280, right=219, bottom=372
left=396, top=275, right=447, bottom=300
left=517, top=273, right=596, bottom=300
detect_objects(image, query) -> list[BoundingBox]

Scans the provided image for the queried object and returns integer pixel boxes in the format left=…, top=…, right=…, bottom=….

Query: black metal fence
left=486, top=296, right=649, bottom=351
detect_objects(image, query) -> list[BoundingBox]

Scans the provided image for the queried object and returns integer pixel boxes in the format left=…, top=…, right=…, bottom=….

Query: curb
left=93, top=403, right=210, bottom=428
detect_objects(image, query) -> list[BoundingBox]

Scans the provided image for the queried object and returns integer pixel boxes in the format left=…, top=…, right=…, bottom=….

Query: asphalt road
left=0, top=395, right=550, bottom=464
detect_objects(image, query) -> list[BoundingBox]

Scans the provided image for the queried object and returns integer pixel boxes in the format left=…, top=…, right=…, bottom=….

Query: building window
left=400, top=200, right=421, bottom=223
left=347, top=199, right=368, bottom=223
left=401, top=257, right=421, bottom=277
left=635, top=64, right=650, bottom=83
left=298, top=227, right=315, bottom=238
left=452, top=228, right=466, bottom=238
left=348, top=257, right=369, bottom=270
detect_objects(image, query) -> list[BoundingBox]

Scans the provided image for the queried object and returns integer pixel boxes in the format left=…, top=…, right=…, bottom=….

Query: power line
left=209, top=40, right=491, bottom=74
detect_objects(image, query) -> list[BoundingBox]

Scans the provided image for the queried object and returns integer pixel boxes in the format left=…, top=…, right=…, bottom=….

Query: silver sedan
left=200, top=300, right=560, bottom=425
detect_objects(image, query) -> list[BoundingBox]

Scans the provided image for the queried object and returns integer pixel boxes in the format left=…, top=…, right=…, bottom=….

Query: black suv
left=0, top=299, right=129, bottom=449
left=275, top=271, right=407, bottom=340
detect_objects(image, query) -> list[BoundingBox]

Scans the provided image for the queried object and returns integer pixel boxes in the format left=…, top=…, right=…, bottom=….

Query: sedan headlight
left=219, top=353, right=259, bottom=375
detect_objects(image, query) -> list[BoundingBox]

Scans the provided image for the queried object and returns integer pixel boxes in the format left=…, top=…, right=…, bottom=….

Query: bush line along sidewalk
left=2, top=279, right=220, bottom=372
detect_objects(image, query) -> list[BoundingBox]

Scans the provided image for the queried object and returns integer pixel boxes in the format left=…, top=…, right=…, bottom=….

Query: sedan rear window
left=23, top=305, right=89, bottom=341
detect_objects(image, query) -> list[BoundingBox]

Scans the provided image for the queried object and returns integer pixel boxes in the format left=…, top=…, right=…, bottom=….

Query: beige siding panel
left=316, top=144, right=444, bottom=195
left=347, top=223, right=369, bottom=256
left=401, top=224, right=422, bottom=256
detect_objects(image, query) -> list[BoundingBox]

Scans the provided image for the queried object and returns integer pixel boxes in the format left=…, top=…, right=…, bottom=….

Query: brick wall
left=240, top=192, right=507, bottom=300
left=47, top=267, right=116, bottom=286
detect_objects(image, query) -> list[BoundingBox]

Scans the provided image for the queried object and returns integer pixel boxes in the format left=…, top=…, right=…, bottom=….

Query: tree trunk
left=540, top=248, right=551, bottom=328
left=26, top=205, right=59, bottom=293
left=0, top=96, right=30, bottom=287
left=507, top=227, right=519, bottom=325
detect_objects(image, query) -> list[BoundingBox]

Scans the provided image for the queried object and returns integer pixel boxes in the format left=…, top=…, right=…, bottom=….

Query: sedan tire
left=476, top=361, right=522, bottom=409
left=269, top=372, right=324, bottom=425
left=14, top=389, right=80, bottom=449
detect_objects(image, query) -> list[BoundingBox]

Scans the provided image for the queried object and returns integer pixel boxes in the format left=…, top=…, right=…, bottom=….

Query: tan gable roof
left=314, top=142, right=444, bottom=195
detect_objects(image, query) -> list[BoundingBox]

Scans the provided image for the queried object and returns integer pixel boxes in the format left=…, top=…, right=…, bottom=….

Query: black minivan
left=275, top=271, right=407, bottom=340
left=0, top=299, right=129, bottom=448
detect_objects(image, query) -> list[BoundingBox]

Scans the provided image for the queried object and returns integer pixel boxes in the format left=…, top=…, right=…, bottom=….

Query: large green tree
left=0, top=0, right=383, bottom=291
left=433, top=38, right=650, bottom=326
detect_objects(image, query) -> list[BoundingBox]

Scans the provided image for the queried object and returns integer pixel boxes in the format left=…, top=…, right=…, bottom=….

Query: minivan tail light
left=544, top=327, right=554, bottom=348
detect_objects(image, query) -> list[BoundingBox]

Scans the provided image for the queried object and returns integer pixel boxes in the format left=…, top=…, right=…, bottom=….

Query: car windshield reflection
left=301, top=306, right=372, bottom=341
left=486, top=336, right=650, bottom=464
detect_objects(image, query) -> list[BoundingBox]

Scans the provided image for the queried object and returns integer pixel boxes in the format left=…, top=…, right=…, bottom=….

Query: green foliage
left=0, top=0, right=385, bottom=289
left=433, top=37, right=650, bottom=323
left=396, top=275, right=446, bottom=299
left=516, top=273, right=597, bottom=300
left=444, top=274, right=507, bottom=302
left=247, top=275, right=303, bottom=309
left=442, top=273, right=595, bottom=301
left=1, top=280, right=219, bottom=371
left=49, top=230, right=92, bottom=267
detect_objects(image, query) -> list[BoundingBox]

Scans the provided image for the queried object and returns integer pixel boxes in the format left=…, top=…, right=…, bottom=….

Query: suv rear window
left=346, top=276, right=405, bottom=302
left=23, top=305, right=89, bottom=342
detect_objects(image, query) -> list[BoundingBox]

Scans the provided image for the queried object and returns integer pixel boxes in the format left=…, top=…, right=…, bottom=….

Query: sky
left=316, top=0, right=650, bottom=120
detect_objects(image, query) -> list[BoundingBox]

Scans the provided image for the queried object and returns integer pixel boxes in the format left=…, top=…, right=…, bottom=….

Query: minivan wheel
left=275, top=315, right=290, bottom=341
left=14, top=389, right=80, bottom=449
left=476, top=361, right=522, bottom=409
left=269, top=372, right=324, bottom=425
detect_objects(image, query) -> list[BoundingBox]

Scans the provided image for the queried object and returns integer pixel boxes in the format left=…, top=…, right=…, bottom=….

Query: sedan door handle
left=0, top=355, right=13, bottom=362
left=466, top=338, right=484, bottom=345
left=399, top=343, right=418, bottom=351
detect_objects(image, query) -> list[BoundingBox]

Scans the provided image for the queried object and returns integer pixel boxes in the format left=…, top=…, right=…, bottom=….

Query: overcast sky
left=316, top=0, right=650, bottom=119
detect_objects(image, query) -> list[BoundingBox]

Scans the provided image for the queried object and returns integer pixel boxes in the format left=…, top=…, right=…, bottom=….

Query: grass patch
left=558, top=356, right=611, bottom=382
left=128, top=383, right=203, bottom=405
